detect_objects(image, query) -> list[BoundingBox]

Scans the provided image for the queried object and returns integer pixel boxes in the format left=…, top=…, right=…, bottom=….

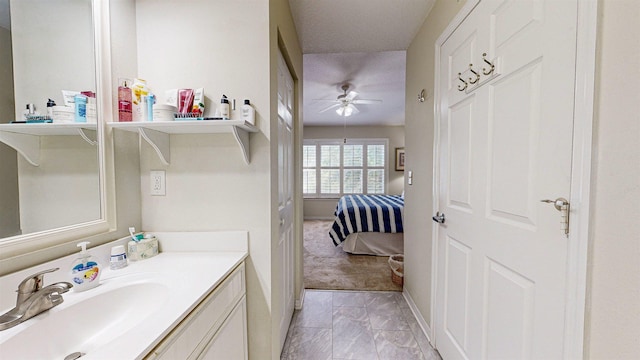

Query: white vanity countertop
left=0, top=231, right=248, bottom=360
left=0, top=251, right=247, bottom=359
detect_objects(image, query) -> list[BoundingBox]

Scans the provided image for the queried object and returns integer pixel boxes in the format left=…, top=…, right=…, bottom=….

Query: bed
left=329, top=194, right=404, bottom=256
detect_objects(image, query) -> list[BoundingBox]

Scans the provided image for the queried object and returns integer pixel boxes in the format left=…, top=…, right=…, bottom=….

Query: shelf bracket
left=138, top=127, right=170, bottom=165
left=0, top=131, right=40, bottom=166
left=231, top=127, right=250, bottom=165
left=77, top=128, right=97, bottom=146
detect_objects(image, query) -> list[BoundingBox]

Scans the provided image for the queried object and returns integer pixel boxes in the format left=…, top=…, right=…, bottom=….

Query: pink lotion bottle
left=118, top=79, right=132, bottom=122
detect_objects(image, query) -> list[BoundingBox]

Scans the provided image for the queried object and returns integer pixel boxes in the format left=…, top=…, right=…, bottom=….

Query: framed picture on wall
left=395, top=148, right=405, bottom=171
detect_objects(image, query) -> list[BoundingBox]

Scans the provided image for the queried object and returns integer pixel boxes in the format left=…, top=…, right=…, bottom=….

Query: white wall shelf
left=108, top=120, right=258, bottom=165
left=0, top=123, right=97, bottom=166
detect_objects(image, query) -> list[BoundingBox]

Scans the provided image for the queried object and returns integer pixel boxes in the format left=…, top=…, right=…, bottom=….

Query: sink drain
left=64, top=352, right=85, bottom=360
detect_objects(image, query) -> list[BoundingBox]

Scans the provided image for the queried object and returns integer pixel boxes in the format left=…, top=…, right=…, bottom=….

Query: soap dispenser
left=70, top=241, right=101, bottom=292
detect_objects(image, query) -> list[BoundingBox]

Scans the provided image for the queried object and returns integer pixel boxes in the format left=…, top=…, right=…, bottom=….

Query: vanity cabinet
left=146, top=262, right=247, bottom=360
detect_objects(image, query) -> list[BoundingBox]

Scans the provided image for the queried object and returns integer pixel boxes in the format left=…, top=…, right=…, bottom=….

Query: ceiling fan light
left=336, top=105, right=353, bottom=117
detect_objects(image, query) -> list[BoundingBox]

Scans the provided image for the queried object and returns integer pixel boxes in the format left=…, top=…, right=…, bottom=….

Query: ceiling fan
left=316, top=84, right=382, bottom=117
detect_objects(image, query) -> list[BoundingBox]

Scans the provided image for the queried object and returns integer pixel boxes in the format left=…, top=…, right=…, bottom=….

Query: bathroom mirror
left=0, top=0, right=111, bottom=258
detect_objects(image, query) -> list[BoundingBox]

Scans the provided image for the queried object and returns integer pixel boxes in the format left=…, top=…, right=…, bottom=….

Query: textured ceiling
left=289, top=0, right=435, bottom=54
left=289, top=0, right=435, bottom=126
left=303, top=51, right=406, bottom=126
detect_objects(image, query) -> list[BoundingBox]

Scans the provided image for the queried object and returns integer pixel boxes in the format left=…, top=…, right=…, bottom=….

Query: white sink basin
left=0, top=282, right=168, bottom=359
left=0, top=252, right=246, bottom=359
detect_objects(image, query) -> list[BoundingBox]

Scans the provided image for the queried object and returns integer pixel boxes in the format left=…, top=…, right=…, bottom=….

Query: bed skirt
left=342, top=232, right=404, bottom=256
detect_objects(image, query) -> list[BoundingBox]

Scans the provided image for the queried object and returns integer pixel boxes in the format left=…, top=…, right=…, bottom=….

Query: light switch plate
left=408, top=170, right=413, bottom=185
left=150, top=170, right=166, bottom=196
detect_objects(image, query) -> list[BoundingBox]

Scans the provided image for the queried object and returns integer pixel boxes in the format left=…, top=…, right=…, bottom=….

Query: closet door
left=277, top=49, right=295, bottom=353
left=434, top=0, right=578, bottom=358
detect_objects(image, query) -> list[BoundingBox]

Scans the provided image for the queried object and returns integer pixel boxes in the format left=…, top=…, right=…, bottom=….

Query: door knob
left=540, top=198, right=569, bottom=211
left=541, top=197, right=570, bottom=235
left=432, top=212, right=445, bottom=224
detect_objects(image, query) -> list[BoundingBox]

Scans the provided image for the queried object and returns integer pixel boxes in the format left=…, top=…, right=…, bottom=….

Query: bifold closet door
left=434, top=0, right=578, bottom=358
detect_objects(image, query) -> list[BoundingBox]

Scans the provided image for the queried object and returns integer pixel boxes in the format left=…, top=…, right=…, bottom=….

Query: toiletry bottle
left=70, top=241, right=101, bottom=292
left=146, top=94, right=155, bottom=121
left=46, top=99, right=56, bottom=119
left=86, top=97, right=97, bottom=123
left=220, top=95, right=230, bottom=119
left=74, top=95, right=87, bottom=123
left=132, top=78, right=150, bottom=122
left=241, top=99, right=255, bottom=125
left=118, top=80, right=132, bottom=122
left=22, top=103, right=37, bottom=120
left=110, top=245, right=128, bottom=270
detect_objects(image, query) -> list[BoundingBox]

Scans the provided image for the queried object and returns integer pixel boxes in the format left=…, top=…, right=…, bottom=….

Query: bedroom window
left=303, top=139, right=387, bottom=198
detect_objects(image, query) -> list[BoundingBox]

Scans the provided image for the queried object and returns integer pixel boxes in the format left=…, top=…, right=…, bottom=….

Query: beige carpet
left=303, top=220, right=402, bottom=292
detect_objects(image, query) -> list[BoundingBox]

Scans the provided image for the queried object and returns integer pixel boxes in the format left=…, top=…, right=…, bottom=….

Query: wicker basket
left=388, top=254, right=404, bottom=286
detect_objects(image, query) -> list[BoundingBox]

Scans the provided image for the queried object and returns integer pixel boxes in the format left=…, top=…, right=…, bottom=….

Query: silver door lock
left=432, top=212, right=445, bottom=224
left=541, top=197, right=570, bottom=235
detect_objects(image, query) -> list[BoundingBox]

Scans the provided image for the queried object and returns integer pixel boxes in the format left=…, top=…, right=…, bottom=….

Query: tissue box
left=128, top=236, right=158, bottom=261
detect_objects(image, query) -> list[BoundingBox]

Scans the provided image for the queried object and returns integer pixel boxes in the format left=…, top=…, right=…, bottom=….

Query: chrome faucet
left=0, top=268, right=73, bottom=331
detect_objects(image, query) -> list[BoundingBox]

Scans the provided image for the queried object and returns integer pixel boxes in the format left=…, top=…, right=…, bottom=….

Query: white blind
left=303, top=139, right=387, bottom=197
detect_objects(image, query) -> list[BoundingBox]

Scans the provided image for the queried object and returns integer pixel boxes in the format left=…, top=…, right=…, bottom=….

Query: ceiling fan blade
left=318, top=103, right=341, bottom=113
left=349, top=105, right=360, bottom=114
left=352, top=99, right=382, bottom=105
left=346, top=91, right=358, bottom=101
left=312, top=99, right=340, bottom=102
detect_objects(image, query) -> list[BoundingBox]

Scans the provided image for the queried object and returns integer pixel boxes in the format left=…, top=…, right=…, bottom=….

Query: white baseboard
left=295, top=288, right=306, bottom=309
left=403, top=289, right=433, bottom=345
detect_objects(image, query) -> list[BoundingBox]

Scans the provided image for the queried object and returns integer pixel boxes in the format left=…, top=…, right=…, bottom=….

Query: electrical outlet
left=150, top=170, right=166, bottom=196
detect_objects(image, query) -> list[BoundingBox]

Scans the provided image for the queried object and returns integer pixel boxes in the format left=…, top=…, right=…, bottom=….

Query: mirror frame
left=0, top=0, right=115, bottom=260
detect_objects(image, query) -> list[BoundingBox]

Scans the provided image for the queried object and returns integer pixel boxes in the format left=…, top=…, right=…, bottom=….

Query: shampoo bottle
left=118, top=79, right=132, bottom=122
left=241, top=99, right=255, bottom=125
left=220, top=95, right=230, bottom=119
left=70, top=241, right=101, bottom=292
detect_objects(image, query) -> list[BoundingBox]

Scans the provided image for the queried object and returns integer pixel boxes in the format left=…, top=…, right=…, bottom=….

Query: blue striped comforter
left=329, top=194, right=404, bottom=246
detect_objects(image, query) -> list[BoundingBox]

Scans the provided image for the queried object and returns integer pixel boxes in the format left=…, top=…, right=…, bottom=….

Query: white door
left=434, top=0, right=578, bottom=358
left=277, top=50, right=295, bottom=352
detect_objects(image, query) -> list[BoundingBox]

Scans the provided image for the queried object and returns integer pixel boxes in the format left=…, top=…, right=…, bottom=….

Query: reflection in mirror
left=0, top=0, right=101, bottom=240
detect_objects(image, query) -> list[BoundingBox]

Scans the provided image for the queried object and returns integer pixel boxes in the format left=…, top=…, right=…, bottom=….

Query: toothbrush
left=129, top=227, right=138, bottom=242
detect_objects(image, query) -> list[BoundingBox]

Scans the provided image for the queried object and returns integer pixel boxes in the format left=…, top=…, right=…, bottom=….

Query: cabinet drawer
left=148, top=262, right=245, bottom=359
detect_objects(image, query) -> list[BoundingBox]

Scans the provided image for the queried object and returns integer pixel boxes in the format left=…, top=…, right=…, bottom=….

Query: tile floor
left=280, top=290, right=442, bottom=360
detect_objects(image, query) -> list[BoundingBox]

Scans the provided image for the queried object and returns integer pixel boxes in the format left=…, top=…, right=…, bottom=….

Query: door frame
left=430, top=0, right=598, bottom=358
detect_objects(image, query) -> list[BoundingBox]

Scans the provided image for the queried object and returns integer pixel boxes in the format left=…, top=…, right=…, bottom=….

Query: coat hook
left=482, top=53, right=495, bottom=76
left=417, top=89, right=426, bottom=102
left=468, top=64, right=480, bottom=84
left=457, top=73, right=468, bottom=91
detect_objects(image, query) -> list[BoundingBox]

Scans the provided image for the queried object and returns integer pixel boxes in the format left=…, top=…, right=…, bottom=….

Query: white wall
left=130, top=1, right=296, bottom=358
left=404, top=0, right=466, bottom=327
left=0, top=25, right=20, bottom=238
left=303, top=125, right=405, bottom=219
left=585, top=0, right=640, bottom=357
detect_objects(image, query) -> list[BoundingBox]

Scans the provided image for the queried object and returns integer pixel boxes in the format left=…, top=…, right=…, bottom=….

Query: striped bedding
left=329, top=194, right=404, bottom=246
